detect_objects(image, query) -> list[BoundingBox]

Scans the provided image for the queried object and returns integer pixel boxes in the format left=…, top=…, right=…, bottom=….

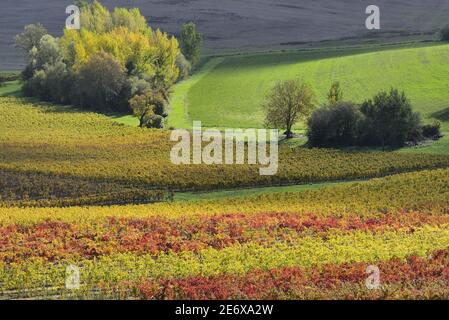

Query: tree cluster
left=15, top=1, right=184, bottom=128
left=263, top=79, right=439, bottom=149
left=441, top=24, right=449, bottom=42
left=307, top=88, right=438, bottom=149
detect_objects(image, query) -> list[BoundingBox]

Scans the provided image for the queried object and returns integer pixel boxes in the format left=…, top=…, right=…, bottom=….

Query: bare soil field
left=1, top=0, right=449, bottom=70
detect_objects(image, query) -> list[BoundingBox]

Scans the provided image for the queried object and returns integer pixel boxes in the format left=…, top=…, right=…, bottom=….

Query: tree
left=78, top=0, right=113, bottom=34
left=23, top=60, right=70, bottom=103
left=307, top=102, right=364, bottom=147
left=441, top=24, right=449, bottom=41
left=422, top=121, right=441, bottom=139
left=112, top=8, right=149, bottom=34
left=15, top=24, right=48, bottom=53
left=129, top=94, right=154, bottom=127
left=72, top=52, right=128, bottom=112
left=129, top=90, right=167, bottom=128
left=20, top=34, right=70, bottom=103
left=327, top=81, right=343, bottom=105
left=360, top=89, right=421, bottom=149
left=176, top=53, right=191, bottom=80
left=129, top=76, right=152, bottom=96
left=78, top=1, right=150, bottom=35
left=31, top=35, right=63, bottom=70
left=151, top=29, right=181, bottom=92
left=180, top=22, right=203, bottom=67
left=15, top=1, right=181, bottom=118
left=264, top=79, right=315, bottom=138
left=60, top=25, right=180, bottom=87
left=22, top=33, right=63, bottom=79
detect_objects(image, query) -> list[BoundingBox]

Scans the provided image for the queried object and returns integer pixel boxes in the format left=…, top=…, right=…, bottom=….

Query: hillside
left=2, top=0, right=449, bottom=69
left=3, top=0, right=449, bottom=303
left=3, top=96, right=449, bottom=201
left=2, top=168, right=449, bottom=299
left=171, top=43, right=449, bottom=130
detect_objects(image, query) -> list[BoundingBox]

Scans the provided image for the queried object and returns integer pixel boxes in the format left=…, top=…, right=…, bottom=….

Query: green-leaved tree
left=180, top=22, right=203, bottom=67
left=129, top=90, right=167, bottom=128
left=327, top=81, right=343, bottom=105
left=264, top=79, right=315, bottom=139
left=360, top=89, right=421, bottom=149
left=15, top=23, right=48, bottom=53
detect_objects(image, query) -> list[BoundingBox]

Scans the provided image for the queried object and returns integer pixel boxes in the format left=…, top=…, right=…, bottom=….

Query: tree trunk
left=284, top=129, right=293, bottom=139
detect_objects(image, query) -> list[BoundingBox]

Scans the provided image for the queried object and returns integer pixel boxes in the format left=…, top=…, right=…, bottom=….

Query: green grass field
left=174, top=179, right=356, bottom=201
left=0, top=81, right=20, bottom=97
left=171, top=43, right=449, bottom=130
left=400, top=133, right=449, bottom=155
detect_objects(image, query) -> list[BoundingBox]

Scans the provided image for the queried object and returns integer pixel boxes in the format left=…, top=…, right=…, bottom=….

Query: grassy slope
left=174, top=179, right=354, bottom=201
left=167, top=58, right=225, bottom=128
left=111, top=58, right=226, bottom=128
left=400, top=134, right=449, bottom=155
left=0, top=81, right=20, bottom=97
left=176, top=43, right=449, bottom=130
left=3, top=97, right=449, bottom=193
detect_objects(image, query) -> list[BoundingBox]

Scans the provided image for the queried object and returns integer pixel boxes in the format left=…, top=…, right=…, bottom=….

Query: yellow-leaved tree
left=61, top=1, right=179, bottom=82
left=19, top=0, right=181, bottom=122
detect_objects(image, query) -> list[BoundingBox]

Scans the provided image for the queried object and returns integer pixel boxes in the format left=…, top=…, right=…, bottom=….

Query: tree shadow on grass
left=431, top=107, right=449, bottom=122
left=19, top=96, right=131, bottom=118
left=0, top=81, right=21, bottom=97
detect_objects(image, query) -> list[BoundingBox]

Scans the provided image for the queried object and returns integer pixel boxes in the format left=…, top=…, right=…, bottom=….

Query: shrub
left=176, top=53, right=191, bottom=80
left=360, top=89, right=422, bottom=148
left=21, top=35, right=71, bottom=103
left=307, top=90, right=427, bottom=148
left=441, top=25, right=449, bottom=41
left=71, top=52, right=128, bottom=112
left=406, top=123, right=424, bottom=145
left=307, top=102, right=364, bottom=147
left=327, top=81, right=344, bottom=105
left=422, top=121, right=442, bottom=139
left=0, top=73, right=20, bottom=84
left=23, top=65, right=68, bottom=102
left=129, top=90, right=168, bottom=128
left=144, top=114, right=164, bottom=129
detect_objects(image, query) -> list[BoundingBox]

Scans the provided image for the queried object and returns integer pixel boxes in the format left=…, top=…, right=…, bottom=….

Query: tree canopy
left=263, top=79, right=315, bottom=138
left=16, top=0, right=181, bottom=126
left=327, top=81, right=344, bottom=105
left=180, top=22, right=203, bottom=67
